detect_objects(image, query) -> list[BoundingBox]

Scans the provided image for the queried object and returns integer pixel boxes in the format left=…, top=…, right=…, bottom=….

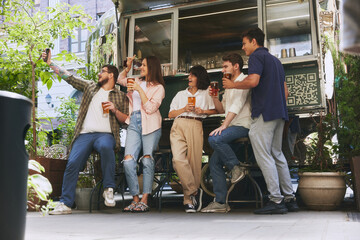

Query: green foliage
left=336, top=54, right=360, bottom=158
left=0, top=68, right=32, bottom=98
left=302, top=112, right=341, bottom=172
left=76, top=173, right=95, bottom=188
left=27, top=160, right=52, bottom=211
left=90, top=34, right=116, bottom=75
left=326, top=36, right=360, bottom=158
left=25, top=115, right=57, bottom=156
left=55, top=97, right=79, bottom=147
left=0, top=0, right=93, bottom=156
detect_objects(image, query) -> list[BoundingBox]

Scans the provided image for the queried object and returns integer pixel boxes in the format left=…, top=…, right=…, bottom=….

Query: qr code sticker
left=286, top=73, right=320, bottom=107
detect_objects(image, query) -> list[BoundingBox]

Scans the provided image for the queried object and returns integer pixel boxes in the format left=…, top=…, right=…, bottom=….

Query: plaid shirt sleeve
left=109, top=89, right=129, bottom=151
left=63, top=75, right=93, bottom=92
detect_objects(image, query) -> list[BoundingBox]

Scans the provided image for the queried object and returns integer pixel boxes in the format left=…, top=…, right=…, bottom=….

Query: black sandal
left=123, top=201, right=138, bottom=212
left=133, top=202, right=150, bottom=212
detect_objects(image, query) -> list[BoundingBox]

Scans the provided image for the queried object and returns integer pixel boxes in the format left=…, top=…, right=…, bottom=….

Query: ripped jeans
left=123, top=110, right=161, bottom=196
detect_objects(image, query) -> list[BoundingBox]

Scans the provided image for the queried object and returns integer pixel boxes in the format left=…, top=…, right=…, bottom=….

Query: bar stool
left=225, top=137, right=263, bottom=209
left=89, top=150, right=126, bottom=212
left=152, top=148, right=174, bottom=212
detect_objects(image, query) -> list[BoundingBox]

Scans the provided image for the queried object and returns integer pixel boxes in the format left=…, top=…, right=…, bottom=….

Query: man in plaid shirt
left=42, top=50, right=129, bottom=215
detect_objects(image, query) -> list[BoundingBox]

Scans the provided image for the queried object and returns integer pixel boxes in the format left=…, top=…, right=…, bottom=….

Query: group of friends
left=44, top=27, right=299, bottom=215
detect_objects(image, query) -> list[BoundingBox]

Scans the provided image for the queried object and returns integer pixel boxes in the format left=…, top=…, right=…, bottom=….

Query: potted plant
left=25, top=115, right=68, bottom=199
left=27, top=160, right=53, bottom=212
left=297, top=112, right=347, bottom=210
left=75, top=173, right=96, bottom=210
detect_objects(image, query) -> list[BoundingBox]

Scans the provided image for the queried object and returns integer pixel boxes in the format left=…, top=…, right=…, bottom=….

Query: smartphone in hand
left=43, top=48, right=50, bottom=62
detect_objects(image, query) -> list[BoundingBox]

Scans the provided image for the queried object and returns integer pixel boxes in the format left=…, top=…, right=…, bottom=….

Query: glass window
left=70, top=27, right=88, bottom=53
left=178, top=0, right=258, bottom=71
left=133, top=14, right=172, bottom=75
left=266, top=0, right=312, bottom=58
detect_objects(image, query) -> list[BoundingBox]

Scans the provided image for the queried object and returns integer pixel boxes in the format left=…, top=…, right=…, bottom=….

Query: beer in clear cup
left=188, top=96, right=196, bottom=111
left=101, top=102, right=109, bottom=117
left=210, top=81, right=219, bottom=96
left=127, top=78, right=135, bottom=91
left=223, top=72, right=232, bottom=80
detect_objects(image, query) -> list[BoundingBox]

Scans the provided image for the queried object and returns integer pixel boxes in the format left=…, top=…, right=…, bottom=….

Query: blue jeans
left=61, top=133, right=116, bottom=207
left=208, top=126, right=249, bottom=203
left=123, top=111, right=161, bottom=196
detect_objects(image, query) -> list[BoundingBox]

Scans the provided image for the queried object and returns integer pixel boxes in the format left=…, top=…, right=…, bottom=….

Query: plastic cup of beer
left=223, top=72, right=232, bottom=80
left=188, top=96, right=196, bottom=111
left=101, top=102, right=109, bottom=117
left=210, top=81, right=219, bottom=96
left=127, top=77, right=135, bottom=91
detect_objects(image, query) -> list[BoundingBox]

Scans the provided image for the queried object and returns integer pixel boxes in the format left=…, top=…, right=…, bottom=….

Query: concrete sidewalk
left=25, top=200, right=360, bottom=240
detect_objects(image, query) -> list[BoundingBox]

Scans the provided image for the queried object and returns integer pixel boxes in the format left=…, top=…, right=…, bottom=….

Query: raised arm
left=117, top=56, right=136, bottom=86
left=42, top=49, right=90, bottom=91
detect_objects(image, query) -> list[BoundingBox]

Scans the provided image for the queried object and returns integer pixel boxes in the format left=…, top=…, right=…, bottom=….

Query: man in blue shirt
left=223, top=27, right=299, bottom=214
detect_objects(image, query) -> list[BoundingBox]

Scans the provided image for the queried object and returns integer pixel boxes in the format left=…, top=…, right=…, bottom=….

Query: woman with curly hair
left=169, top=65, right=217, bottom=213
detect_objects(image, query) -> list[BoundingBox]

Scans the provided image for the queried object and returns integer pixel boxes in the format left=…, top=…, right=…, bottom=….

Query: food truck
left=86, top=0, right=328, bottom=198
left=87, top=0, right=326, bottom=115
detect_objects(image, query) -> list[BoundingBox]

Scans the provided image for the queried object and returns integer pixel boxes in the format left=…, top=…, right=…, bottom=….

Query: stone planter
left=75, top=188, right=99, bottom=210
left=298, top=172, right=346, bottom=210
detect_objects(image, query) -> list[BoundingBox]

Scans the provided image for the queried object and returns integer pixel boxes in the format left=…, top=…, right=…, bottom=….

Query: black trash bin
left=0, top=91, right=32, bottom=240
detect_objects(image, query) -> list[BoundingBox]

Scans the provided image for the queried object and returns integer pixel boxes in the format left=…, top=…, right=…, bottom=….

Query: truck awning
left=111, top=0, right=206, bottom=14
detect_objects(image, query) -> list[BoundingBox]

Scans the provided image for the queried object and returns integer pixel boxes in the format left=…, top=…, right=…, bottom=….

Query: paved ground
left=25, top=193, right=360, bottom=240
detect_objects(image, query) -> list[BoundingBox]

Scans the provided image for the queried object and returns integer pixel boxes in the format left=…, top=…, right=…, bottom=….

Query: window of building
left=70, top=27, right=88, bottom=53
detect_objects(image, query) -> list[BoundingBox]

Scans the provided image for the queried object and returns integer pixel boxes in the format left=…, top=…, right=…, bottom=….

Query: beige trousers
left=170, top=118, right=203, bottom=205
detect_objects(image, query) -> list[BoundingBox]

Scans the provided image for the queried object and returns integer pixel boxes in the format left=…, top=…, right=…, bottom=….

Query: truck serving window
left=133, top=13, right=172, bottom=75
left=266, top=0, right=313, bottom=58
left=178, top=0, right=258, bottom=71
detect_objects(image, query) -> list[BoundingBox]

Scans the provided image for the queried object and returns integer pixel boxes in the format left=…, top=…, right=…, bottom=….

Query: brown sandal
left=133, top=202, right=150, bottom=212
left=123, top=201, right=138, bottom=212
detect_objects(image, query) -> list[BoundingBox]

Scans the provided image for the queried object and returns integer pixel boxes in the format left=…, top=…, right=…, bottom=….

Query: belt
left=178, top=116, right=203, bottom=122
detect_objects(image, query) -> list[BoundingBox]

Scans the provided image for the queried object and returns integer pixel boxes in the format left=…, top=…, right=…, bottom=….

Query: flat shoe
left=123, top=201, right=138, bottom=212
left=132, top=202, right=150, bottom=212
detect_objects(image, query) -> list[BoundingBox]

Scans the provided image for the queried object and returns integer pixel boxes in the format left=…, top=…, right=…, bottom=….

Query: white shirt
left=80, top=88, right=112, bottom=134
left=169, top=88, right=215, bottom=118
left=222, top=73, right=252, bottom=128
left=132, top=81, right=147, bottom=111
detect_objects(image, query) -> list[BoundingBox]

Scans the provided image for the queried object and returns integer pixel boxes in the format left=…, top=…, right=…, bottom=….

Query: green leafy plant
left=76, top=173, right=95, bottom=188
left=0, top=0, right=93, bottom=158
left=25, top=115, right=57, bottom=156
left=325, top=35, right=360, bottom=159
left=55, top=97, right=79, bottom=147
left=335, top=55, right=360, bottom=158
left=27, top=160, right=52, bottom=211
left=302, top=112, right=341, bottom=172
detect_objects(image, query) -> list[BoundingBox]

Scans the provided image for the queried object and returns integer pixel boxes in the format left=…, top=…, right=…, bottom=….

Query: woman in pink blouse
left=117, top=56, right=165, bottom=212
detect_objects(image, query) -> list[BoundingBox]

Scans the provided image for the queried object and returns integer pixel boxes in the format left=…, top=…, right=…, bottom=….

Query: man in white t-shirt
left=201, top=53, right=252, bottom=213
left=42, top=50, right=128, bottom=215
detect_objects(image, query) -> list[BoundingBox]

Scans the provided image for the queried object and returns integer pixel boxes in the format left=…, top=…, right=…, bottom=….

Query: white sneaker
left=201, top=201, right=230, bottom=213
left=103, top=188, right=116, bottom=207
left=49, top=202, right=72, bottom=215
